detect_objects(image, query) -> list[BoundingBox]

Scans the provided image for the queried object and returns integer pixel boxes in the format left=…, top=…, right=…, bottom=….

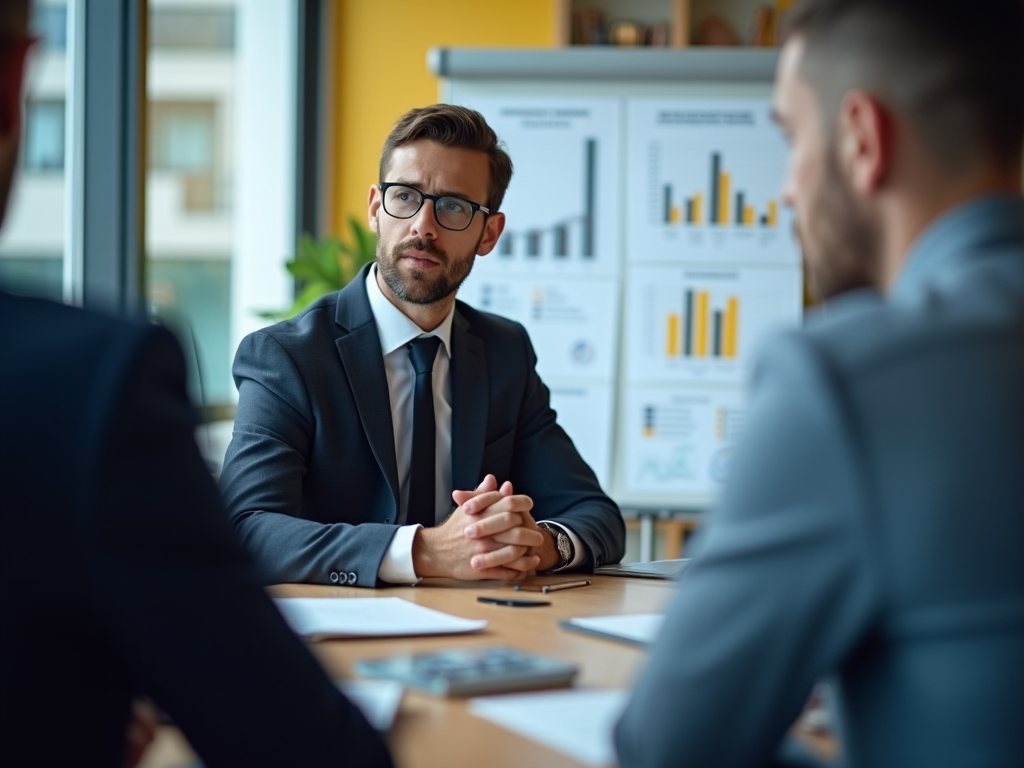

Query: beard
left=375, top=229, right=480, bottom=306
left=796, top=145, right=881, bottom=302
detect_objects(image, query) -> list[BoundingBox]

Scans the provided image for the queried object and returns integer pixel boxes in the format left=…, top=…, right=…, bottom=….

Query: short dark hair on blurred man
left=788, top=0, right=1024, bottom=170
left=0, top=3, right=391, bottom=767
left=615, top=1, right=1024, bottom=766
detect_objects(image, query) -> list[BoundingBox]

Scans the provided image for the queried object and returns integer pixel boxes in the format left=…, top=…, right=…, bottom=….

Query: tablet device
left=354, top=646, right=578, bottom=697
left=594, top=558, right=691, bottom=580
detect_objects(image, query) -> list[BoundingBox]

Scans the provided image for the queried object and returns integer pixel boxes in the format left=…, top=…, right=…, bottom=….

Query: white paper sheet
left=563, top=614, right=666, bottom=647
left=337, top=679, right=404, bottom=731
left=274, top=597, right=487, bottom=640
left=470, top=689, right=629, bottom=767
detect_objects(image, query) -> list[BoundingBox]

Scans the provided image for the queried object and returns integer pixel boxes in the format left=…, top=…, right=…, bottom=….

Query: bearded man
left=614, top=0, right=1024, bottom=766
left=221, top=104, right=624, bottom=587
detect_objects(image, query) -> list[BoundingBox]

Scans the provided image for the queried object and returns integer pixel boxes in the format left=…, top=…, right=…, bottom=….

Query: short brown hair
left=782, top=0, right=1024, bottom=171
left=379, top=104, right=514, bottom=212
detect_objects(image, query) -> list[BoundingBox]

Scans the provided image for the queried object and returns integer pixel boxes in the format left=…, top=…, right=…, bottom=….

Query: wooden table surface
left=141, top=575, right=676, bottom=768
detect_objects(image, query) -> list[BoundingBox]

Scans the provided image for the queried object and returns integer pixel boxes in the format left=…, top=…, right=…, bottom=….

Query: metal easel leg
left=639, top=513, right=655, bottom=563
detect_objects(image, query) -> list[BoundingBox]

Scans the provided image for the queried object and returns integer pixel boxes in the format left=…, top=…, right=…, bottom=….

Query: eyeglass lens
left=383, top=185, right=474, bottom=231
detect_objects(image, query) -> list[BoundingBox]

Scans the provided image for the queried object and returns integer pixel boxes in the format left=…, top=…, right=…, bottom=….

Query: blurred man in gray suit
left=615, top=1, right=1024, bottom=766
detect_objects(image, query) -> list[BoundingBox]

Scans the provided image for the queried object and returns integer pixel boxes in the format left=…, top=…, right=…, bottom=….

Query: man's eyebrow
left=389, top=179, right=479, bottom=201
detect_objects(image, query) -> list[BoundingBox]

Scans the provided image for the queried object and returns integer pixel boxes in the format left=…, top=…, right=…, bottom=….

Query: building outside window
left=24, top=100, right=64, bottom=172
left=0, top=0, right=67, bottom=301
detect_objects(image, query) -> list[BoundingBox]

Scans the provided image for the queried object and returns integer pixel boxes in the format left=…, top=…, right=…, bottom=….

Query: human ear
left=474, top=211, right=505, bottom=256
left=837, top=89, right=890, bottom=195
left=367, top=184, right=382, bottom=234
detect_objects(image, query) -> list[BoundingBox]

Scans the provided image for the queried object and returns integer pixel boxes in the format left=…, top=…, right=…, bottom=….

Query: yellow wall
left=329, top=0, right=558, bottom=235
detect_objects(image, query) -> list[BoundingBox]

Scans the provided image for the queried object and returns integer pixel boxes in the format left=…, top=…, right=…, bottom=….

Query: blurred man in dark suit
left=616, top=1, right=1024, bottom=766
left=0, top=3, right=392, bottom=766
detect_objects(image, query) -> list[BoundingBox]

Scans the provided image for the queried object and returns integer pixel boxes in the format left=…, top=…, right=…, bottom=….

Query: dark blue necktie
left=407, top=336, right=443, bottom=528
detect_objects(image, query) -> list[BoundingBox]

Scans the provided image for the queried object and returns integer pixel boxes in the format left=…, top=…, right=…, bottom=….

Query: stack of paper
left=469, top=689, right=629, bottom=767
left=558, top=614, right=665, bottom=647
left=274, top=597, right=487, bottom=640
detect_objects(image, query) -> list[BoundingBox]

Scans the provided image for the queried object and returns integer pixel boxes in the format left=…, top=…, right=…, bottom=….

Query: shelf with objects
left=555, top=0, right=796, bottom=48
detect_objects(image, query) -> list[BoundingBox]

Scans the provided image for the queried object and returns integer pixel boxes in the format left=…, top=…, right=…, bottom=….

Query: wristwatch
left=537, top=522, right=574, bottom=572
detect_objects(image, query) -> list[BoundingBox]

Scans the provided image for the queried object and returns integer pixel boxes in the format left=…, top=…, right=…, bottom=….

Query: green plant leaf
left=255, top=222, right=377, bottom=320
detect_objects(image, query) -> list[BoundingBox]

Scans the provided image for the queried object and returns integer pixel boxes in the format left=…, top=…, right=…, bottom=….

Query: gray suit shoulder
left=760, top=275, right=1024, bottom=396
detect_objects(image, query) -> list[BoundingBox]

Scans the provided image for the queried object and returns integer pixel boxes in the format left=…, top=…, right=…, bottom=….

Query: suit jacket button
left=384, top=518, right=391, bottom=523
left=347, top=572, right=357, bottom=585
left=329, top=571, right=339, bottom=583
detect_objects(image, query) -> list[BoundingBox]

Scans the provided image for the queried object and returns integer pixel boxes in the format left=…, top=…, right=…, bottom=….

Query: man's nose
left=410, top=198, right=439, bottom=239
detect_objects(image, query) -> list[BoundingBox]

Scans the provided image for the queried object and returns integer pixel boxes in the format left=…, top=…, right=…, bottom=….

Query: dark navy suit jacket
left=0, top=291, right=391, bottom=768
left=220, top=263, right=624, bottom=586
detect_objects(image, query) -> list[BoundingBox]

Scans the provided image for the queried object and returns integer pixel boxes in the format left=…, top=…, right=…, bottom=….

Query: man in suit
left=0, top=4, right=391, bottom=766
left=220, top=104, right=624, bottom=587
left=615, top=1, right=1024, bottom=766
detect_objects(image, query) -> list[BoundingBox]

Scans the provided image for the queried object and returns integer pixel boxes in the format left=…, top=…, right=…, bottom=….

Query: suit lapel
left=450, top=306, right=489, bottom=493
left=334, top=266, right=400, bottom=512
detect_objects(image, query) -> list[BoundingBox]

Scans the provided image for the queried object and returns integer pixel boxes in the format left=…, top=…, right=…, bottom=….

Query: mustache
left=397, top=238, right=447, bottom=262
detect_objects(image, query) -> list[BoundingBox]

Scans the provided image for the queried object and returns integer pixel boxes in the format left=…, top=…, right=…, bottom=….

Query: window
left=146, top=0, right=296, bottom=414
left=150, top=8, right=235, bottom=51
left=31, top=2, right=67, bottom=51
left=150, top=102, right=216, bottom=173
left=24, top=100, right=64, bottom=172
left=0, top=1, right=67, bottom=300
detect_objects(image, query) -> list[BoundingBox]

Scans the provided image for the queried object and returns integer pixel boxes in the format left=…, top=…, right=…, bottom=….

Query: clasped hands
left=411, top=474, right=560, bottom=580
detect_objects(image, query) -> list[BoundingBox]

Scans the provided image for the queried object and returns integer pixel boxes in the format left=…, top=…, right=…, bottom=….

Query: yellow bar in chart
left=666, top=313, right=681, bottom=357
left=743, top=205, right=755, bottom=226
left=718, top=174, right=731, bottom=225
left=692, top=193, right=703, bottom=224
left=724, top=297, right=740, bottom=359
left=669, top=205, right=681, bottom=224
left=767, top=200, right=778, bottom=226
left=695, top=291, right=709, bottom=357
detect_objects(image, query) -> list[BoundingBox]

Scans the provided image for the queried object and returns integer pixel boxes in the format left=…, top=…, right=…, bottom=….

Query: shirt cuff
left=537, top=520, right=586, bottom=571
left=377, top=524, right=422, bottom=585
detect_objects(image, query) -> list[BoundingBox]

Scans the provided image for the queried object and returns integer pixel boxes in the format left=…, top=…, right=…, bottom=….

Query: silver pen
left=516, top=579, right=592, bottom=593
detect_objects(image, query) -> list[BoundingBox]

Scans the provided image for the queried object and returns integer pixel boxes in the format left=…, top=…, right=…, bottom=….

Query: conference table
left=141, top=575, right=833, bottom=768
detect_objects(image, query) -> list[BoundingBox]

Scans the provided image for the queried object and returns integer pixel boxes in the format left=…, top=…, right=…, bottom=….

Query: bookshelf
left=556, top=0, right=790, bottom=48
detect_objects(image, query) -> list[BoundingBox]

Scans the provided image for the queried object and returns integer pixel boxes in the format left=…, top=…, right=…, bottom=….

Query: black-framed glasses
left=379, top=182, right=490, bottom=232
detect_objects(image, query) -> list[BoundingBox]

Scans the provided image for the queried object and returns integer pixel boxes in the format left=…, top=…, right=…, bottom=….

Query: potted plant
left=259, top=216, right=376, bottom=320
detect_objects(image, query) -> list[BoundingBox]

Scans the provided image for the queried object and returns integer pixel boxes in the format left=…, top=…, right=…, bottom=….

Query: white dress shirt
left=366, top=266, right=583, bottom=584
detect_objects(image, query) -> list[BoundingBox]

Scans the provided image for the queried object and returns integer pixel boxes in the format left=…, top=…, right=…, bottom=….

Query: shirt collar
left=365, top=263, right=455, bottom=358
left=893, top=194, right=1024, bottom=302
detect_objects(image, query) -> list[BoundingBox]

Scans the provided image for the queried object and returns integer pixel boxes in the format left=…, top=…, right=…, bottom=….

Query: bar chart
left=625, top=264, right=802, bottom=384
left=627, top=98, right=799, bottom=265
left=664, top=288, right=740, bottom=360
left=662, top=152, right=781, bottom=229
left=496, top=137, right=598, bottom=260
left=459, top=97, right=621, bottom=276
